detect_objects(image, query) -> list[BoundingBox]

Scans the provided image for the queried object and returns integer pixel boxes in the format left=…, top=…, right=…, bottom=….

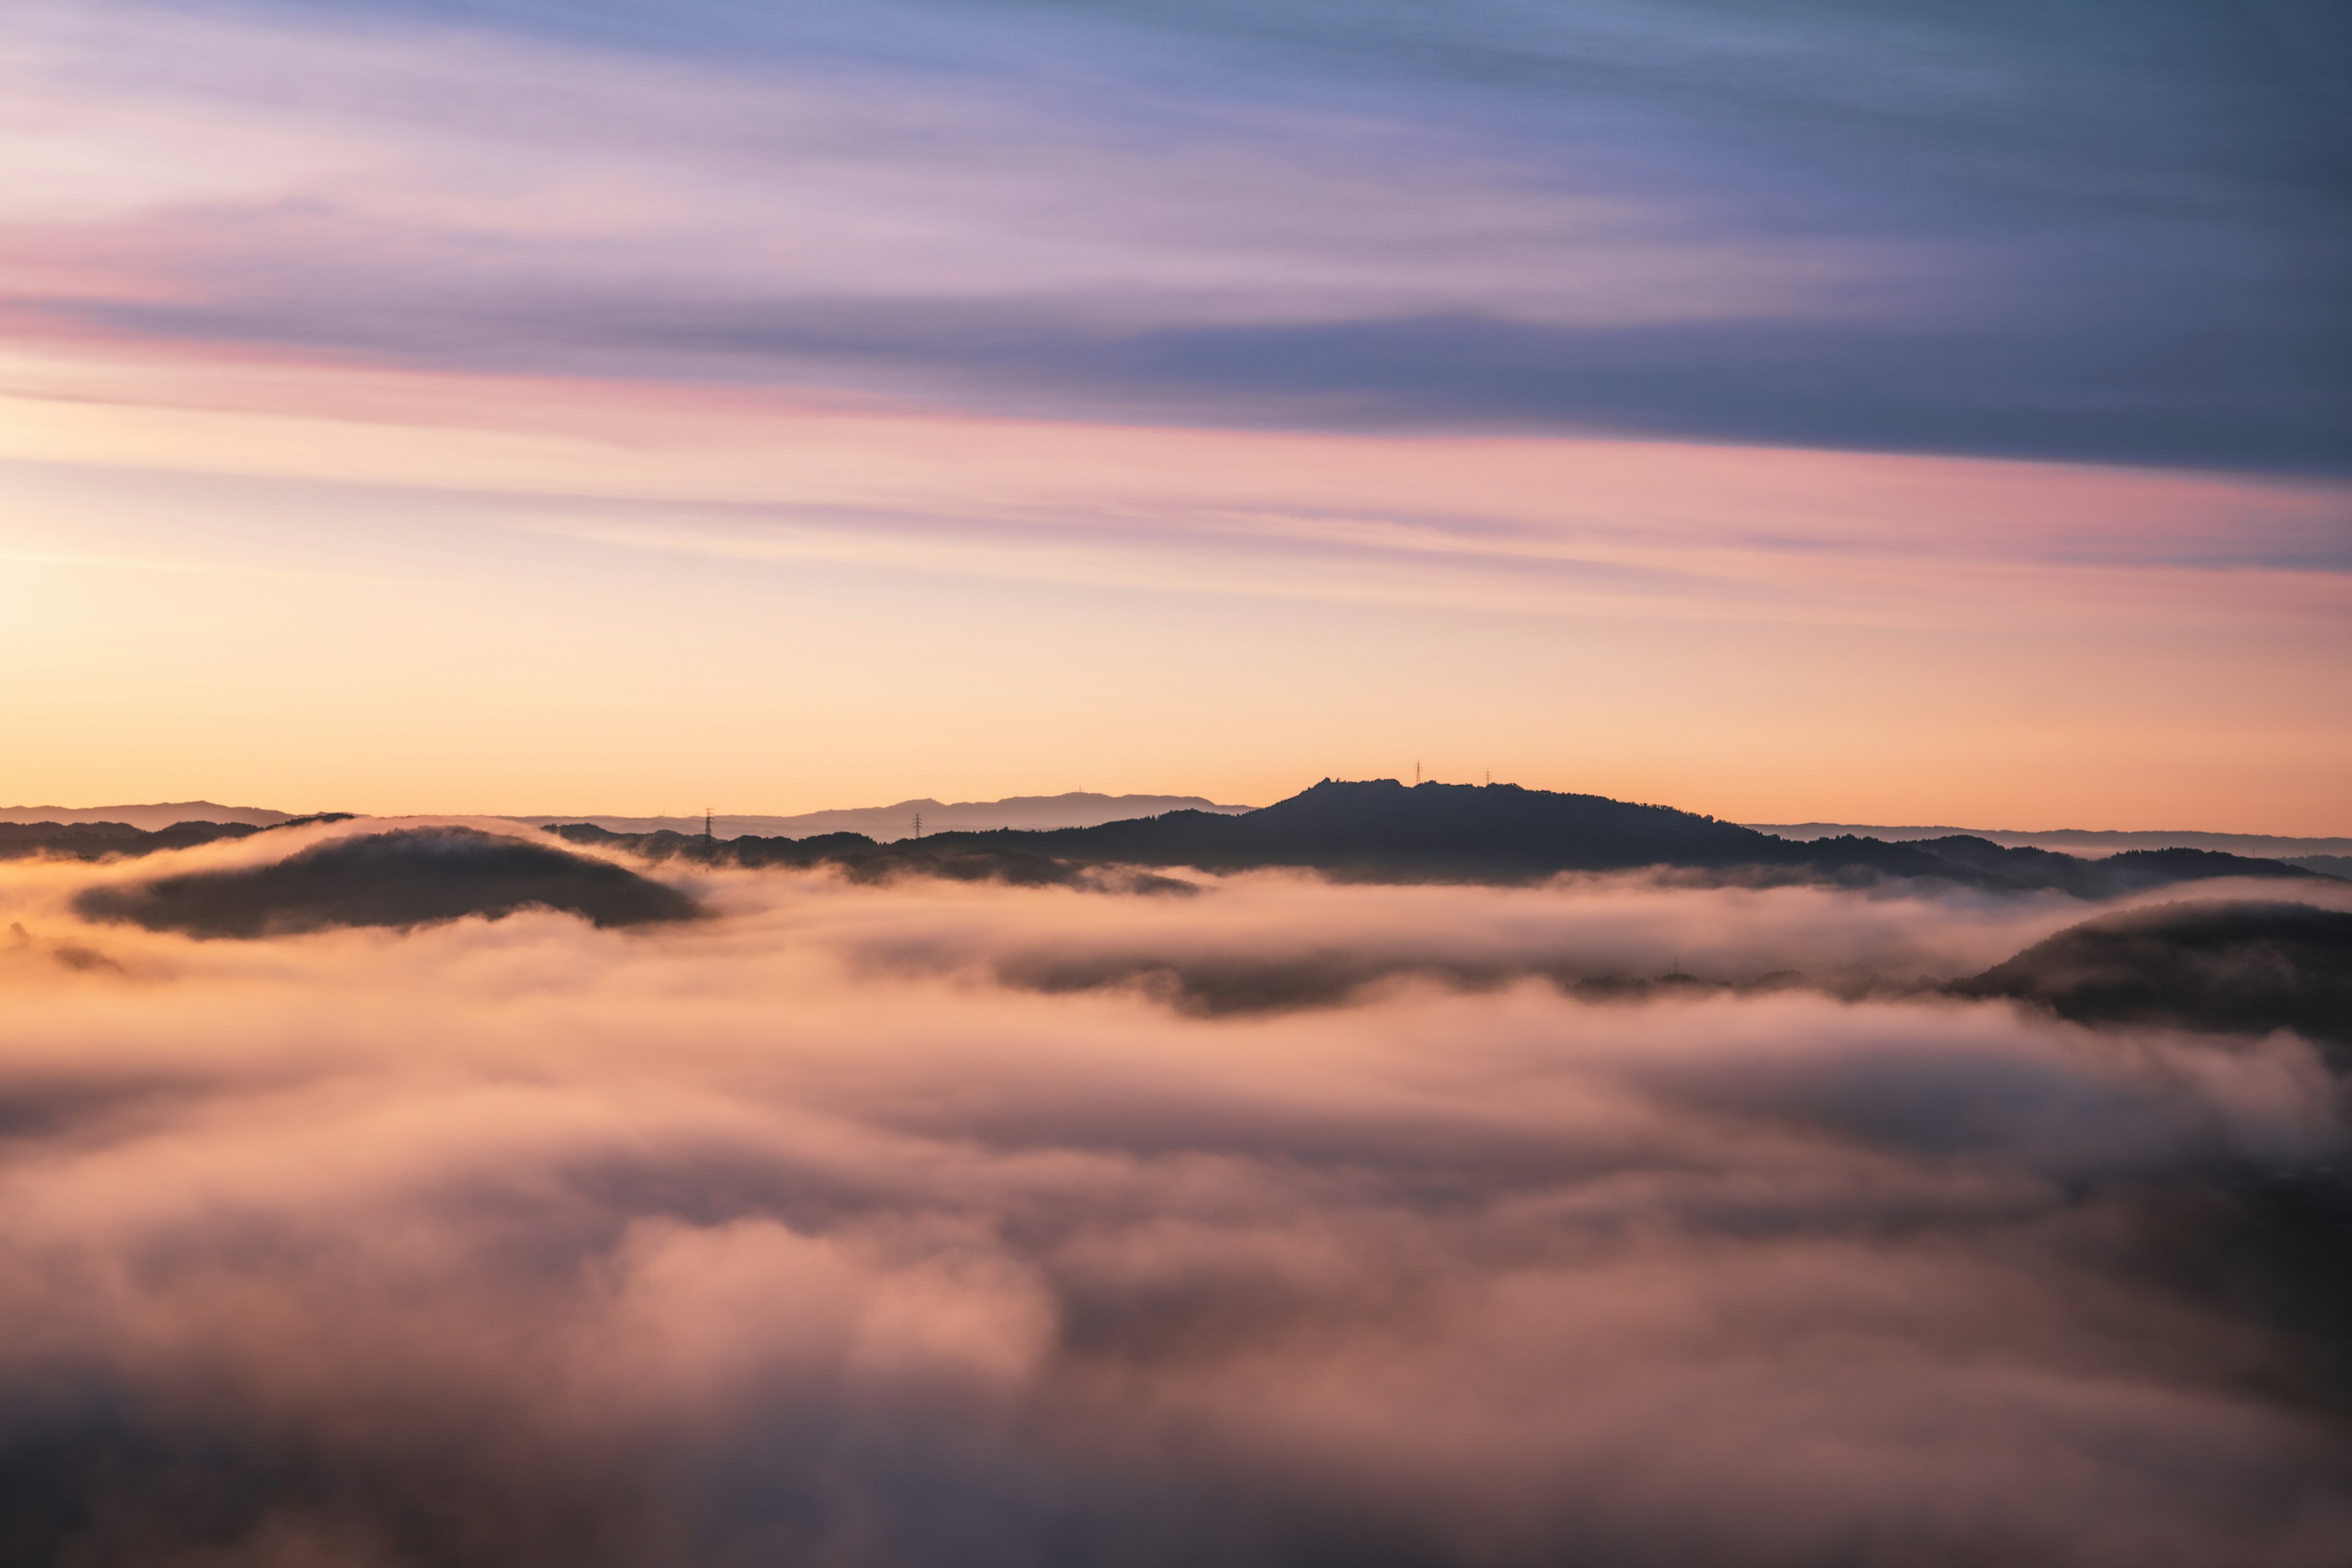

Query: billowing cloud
left=0, top=839, right=2346, bottom=1564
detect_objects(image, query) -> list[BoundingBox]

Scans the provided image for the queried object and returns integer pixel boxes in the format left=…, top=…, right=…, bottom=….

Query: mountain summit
left=557, top=779, right=2326, bottom=898
left=937, top=779, right=2315, bottom=894
left=1007, top=779, right=1766, bottom=877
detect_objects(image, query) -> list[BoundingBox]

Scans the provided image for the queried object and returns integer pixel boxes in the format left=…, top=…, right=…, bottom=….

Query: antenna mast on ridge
left=914, top=812, right=922, bottom=842
left=703, top=806, right=713, bottom=853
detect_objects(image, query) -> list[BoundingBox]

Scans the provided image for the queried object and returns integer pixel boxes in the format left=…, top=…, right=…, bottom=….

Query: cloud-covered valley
left=1, top=827, right=2347, bottom=1566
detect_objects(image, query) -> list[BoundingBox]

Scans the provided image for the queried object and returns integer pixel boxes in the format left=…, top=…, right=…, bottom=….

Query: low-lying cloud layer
left=0, top=832, right=2347, bottom=1566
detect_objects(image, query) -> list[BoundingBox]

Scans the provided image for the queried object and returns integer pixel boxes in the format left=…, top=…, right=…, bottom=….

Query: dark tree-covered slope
left=0, top=820, right=262, bottom=861
left=1955, top=900, right=2352, bottom=1050
left=77, top=827, right=700, bottom=937
left=553, top=779, right=2320, bottom=896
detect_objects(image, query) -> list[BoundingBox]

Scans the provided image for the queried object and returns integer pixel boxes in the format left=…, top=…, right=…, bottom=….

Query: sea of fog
left=1, top=826, right=2348, bottom=1567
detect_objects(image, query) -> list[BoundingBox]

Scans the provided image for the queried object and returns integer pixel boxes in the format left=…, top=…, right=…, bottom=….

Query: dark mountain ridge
left=1, top=815, right=357, bottom=862
left=0, top=802, right=296, bottom=831
left=551, top=779, right=2324, bottom=897
left=0, top=820, right=264, bottom=860
left=508, top=791, right=1254, bottom=841
left=75, top=827, right=698, bottom=937
left=1954, top=900, right=2352, bottom=1054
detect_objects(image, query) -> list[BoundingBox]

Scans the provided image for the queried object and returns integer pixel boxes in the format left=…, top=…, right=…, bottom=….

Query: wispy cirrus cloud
left=6, top=0, right=2346, bottom=467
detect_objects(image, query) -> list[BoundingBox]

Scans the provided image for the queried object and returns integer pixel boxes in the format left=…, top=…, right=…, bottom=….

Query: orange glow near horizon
left=13, top=7, right=2352, bottom=1562
left=4, top=342, right=2346, bottom=832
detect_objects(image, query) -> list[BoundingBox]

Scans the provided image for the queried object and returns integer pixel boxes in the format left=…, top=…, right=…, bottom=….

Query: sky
left=4, top=0, right=2348, bottom=828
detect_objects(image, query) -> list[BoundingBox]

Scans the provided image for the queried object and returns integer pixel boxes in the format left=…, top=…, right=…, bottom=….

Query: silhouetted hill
left=554, top=780, right=2320, bottom=895
left=925, top=781, right=2317, bottom=892
left=1752, top=823, right=2352, bottom=860
left=1954, top=900, right=2352, bottom=1051
left=0, top=802, right=296, bottom=831
left=513, top=792, right=1254, bottom=842
left=542, top=823, right=1196, bottom=894
left=988, top=780, right=1766, bottom=878
left=77, top=827, right=699, bottom=937
left=0, top=820, right=263, bottom=861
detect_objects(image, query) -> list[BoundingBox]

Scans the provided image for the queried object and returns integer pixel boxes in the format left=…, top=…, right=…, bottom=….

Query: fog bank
left=0, top=841, right=2346, bottom=1565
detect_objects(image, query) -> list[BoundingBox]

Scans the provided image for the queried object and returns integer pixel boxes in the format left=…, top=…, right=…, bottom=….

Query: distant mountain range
left=552, top=779, right=2337, bottom=898
left=1749, top=823, right=2350, bottom=880
left=19, top=793, right=2337, bottom=859
left=0, top=802, right=295, bottom=831
left=0, top=792, right=1253, bottom=843
left=0, top=815, right=362, bottom=863
left=505, top=792, right=1254, bottom=841
left=12, top=783, right=2345, bottom=897
left=1751, top=821, right=2352, bottom=861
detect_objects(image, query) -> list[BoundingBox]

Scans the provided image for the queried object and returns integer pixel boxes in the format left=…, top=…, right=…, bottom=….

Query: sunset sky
left=5, top=0, right=2346, bottom=828
left=7, top=13, right=2352, bottom=1561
